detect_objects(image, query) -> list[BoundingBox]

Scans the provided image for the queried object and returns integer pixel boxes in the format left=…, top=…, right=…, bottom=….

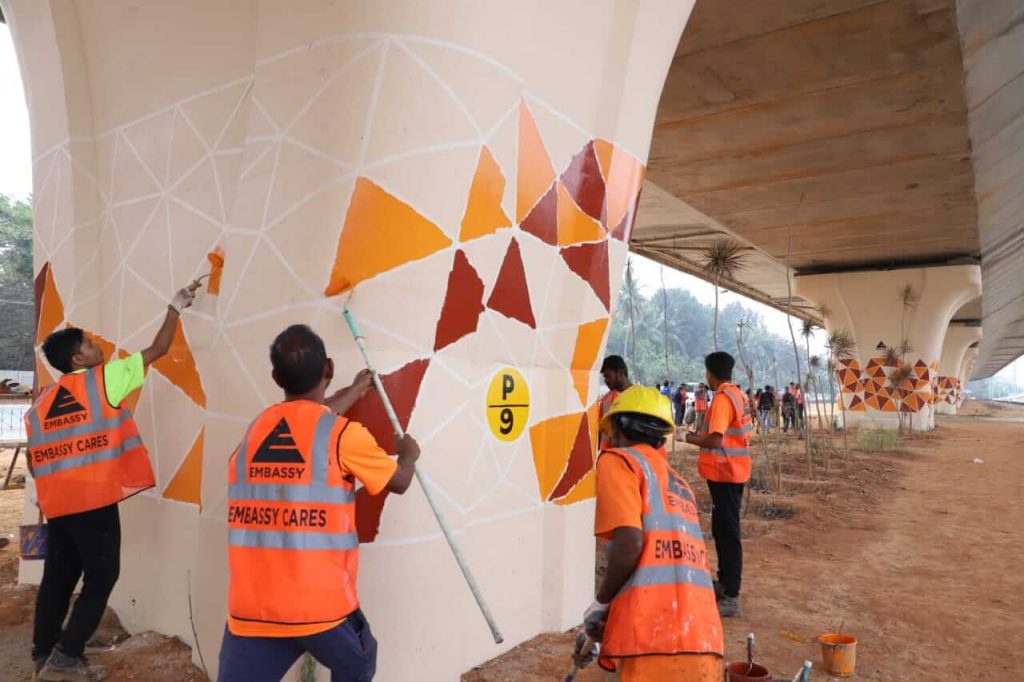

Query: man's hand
left=572, top=632, right=599, bottom=668
left=385, top=434, right=421, bottom=494
left=396, top=434, right=420, bottom=464
left=583, top=600, right=609, bottom=642
left=169, top=281, right=201, bottom=314
left=350, top=369, right=374, bottom=400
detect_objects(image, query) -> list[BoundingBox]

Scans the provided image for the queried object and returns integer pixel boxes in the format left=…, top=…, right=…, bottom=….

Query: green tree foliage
left=606, top=283, right=815, bottom=390
left=0, top=194, right=34, bottom=371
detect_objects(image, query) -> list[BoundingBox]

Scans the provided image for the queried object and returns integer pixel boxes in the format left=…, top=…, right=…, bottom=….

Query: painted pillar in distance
left=795, top=265, right=981, bottom=432
left=935, top=325, right=982, bottom=415
left=5, top=0, right=695, bottom=679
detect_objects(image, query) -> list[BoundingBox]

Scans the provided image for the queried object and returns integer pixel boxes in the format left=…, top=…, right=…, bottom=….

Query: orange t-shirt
left=229, top=420, right=397, bottom=638
left=704, top=388, right=738, bottom=437
left=594, top=453, right=643, bottom=539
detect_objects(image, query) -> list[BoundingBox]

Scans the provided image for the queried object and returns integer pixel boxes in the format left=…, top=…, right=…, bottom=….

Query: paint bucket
left=818, top=633, right=857, bottom=676
left=19, top=521, right=47, bottom=560
left=726, top=662, right=772, bottom=682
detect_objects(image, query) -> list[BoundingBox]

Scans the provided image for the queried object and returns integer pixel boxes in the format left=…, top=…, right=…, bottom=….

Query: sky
left=0, top=23, right=1019, bottom=383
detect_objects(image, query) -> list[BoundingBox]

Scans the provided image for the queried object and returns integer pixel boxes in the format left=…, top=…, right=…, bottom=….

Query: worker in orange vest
left=684, top=352, right=753, bottom=618
left=598, top=355, right=632, bottom=451
left=26, top=282, right=201, bottom=682
left=693, top=383, right=709, bottom=433
left=576, top=385, right=724, bottom=681
left=218, top=324, right=421, bottom=682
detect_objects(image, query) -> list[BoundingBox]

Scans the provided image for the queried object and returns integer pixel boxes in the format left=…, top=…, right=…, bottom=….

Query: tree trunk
left=712, top=277, right=720, bottom=351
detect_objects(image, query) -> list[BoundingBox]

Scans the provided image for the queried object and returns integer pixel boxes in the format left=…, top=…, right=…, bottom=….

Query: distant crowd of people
left=649, top=379, right=808, bottom=436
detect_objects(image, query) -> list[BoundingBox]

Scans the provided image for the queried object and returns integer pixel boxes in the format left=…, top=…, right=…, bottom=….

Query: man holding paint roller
left=576, top=385, right=724, bottom=681
left=218, top=324, right=421, bottom=682
left=26, top=281, right=203, bottom=682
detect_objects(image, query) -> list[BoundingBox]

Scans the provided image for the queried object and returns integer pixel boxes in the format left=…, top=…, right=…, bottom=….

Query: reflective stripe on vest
left=27, top=371, right=129, bottom=451
left=228, top=411, right=357, bottom=550
left=701, top=386, right=750, bottom=458
left=33, top=435, right=144, bottom=478
left=617, top=448, right=704, bottom=543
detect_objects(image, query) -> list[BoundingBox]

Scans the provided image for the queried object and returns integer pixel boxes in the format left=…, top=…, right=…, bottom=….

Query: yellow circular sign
left=486, top=368, right=530, bottom=442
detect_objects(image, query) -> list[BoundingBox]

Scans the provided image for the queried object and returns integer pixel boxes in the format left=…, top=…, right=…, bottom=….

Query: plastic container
left=818, top=632, right=857, bottom=676
left=727, top=662, right=772, bottom=682
left=19, top=522, right=47, bottom=560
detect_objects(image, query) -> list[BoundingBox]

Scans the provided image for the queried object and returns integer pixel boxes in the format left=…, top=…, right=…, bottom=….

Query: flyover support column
left=958, top=347, right=980, bottom=407
left=935, top=325, right=982, bottom=415
left=795, top=265, right=981, bottom=432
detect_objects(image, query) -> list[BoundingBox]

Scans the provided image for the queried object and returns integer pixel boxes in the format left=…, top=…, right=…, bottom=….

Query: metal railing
left=0, top=401, right=29, bottom=442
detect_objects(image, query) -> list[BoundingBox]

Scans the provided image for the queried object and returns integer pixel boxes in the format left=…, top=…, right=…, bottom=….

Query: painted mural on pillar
left=29, top=37, right=645, bottom=541
left=936, top=376, right=962, bottom=405
left=836, top=356, right=941, bottom=413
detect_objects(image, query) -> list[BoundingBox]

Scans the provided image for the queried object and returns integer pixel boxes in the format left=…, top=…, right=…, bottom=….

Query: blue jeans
left=218, top=609, right=377, bottom=682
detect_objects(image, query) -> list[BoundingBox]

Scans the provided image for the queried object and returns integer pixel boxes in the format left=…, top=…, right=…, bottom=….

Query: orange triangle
left=604, top=145, right=645, bottom=230
left=528, top=412, right=583, bottom=499
left=570, top=318, right=610, bottom=405
left=593, top=139, right=614, bottom=183
left=460, top=147, right=511, bottom=242
left=162, top=429, right=204, bottom=506
left=152, top=318, right=206, bottom=407
left=516, top=100, right=556, bottom=223
left=557, top=183, right=605, bottom=246
left=325, top=178, right=453, bottom=296
left=36, top=265, right=65, bottom=344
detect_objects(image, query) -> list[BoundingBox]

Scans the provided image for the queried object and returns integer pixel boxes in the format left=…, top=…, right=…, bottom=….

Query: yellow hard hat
left=600, top=385, right=675, bottom=436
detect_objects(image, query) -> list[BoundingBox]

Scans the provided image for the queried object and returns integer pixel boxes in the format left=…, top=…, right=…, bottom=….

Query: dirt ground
left=0, top=447, right=206, bottom=682
left=464, top=400, right=1024, bottom=681
left=2, top=401, right=1022, bottom=681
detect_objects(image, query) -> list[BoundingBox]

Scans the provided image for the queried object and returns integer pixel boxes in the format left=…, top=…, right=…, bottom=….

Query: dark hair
left=612, top=413, right=668, bottom=448
left=42, top=328, right=84, bottom=374
left=705, top=351, right=735, bottom=381
left=601, top=355, right=628, bottom=375
left=270, top=324, right=328, bottom=394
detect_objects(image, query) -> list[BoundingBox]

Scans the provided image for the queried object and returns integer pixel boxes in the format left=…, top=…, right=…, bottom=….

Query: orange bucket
left=818, top=633, right=857, bottom=676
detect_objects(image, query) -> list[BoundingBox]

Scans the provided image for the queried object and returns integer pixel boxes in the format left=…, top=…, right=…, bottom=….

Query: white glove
left=583, top=599, right=609, bottom=642
left=170, top=283, right=199, bottom=313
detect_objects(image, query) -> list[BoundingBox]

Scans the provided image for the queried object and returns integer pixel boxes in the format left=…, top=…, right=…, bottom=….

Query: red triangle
left=434, top=251, right=485, bottom=352
left=561, top=240, right=610, bottom=310
left=549, top=411, right=595, bottom=500
left=561, top=142, right=605, bottom=222
left=349, top=358, right=430, bottom=544
left=487, top=238, right=536, bottom=328
left=520, top=183, right=558, bottom=246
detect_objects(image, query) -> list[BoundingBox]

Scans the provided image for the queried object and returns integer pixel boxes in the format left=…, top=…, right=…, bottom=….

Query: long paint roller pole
left=342, top=308, right=504, bottom=644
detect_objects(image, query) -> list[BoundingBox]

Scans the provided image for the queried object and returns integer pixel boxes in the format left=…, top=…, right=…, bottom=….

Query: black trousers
left=33, top=503, right=121, bottom=660
left=707, top=481, right=744, bottom=598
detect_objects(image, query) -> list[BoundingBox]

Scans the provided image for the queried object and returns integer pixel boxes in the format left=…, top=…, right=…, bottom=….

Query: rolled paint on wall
left=7, top=1, right=696, bottom=679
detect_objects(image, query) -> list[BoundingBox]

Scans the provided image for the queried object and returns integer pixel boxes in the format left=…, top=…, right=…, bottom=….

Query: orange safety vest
left=25, top=367, right=153, bottom=519
left=227, top=401, right=360, bottom=635
left=694, top=389, right=708, bottom=412
left=598, top=389, right=620, bottom=451
left=598, top=445, right=723, bottom=670
left=697, top=383, right=753, bottom=484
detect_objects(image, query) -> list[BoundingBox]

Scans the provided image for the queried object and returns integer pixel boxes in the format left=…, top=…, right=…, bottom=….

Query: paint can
left=726, top=662, right=772, bottom=682
left=19, top=512, right=47, bottom=560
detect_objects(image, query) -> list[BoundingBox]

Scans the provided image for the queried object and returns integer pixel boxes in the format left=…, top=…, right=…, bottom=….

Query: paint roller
left=341, top=305, right=504, bottom=644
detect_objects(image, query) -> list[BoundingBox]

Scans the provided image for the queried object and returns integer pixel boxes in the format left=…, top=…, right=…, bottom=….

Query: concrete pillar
left=958, top=346, right=980, bottom=406
left=935, top=325, right=982, bottom=415
left=795, top=265, right=981, bottom=432
left=5, top=1, right=694, bottom=679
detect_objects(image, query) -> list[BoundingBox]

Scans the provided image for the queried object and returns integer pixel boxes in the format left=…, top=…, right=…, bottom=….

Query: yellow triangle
left=557, top=183, right=605, bottom=246
left=325, top=178, right=453, bottom=296
left=162, top=429, right=204, bottom=506
left=516, top=100, right=556, bottom=223
left=460, top=147, right=511, bottom=242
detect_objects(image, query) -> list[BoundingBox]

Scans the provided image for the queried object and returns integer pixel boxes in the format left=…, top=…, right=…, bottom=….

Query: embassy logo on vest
left=249, top=418, right=307, bottom=481
left=44, top=386, right=89, bottom=428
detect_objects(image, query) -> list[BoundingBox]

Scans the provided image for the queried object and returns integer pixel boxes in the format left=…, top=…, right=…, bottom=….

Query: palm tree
left=701, top=239, right=747, bottom=351
left=828, top=329, right=856, bottom=458
left=622, top=258, right=639, bottom=370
